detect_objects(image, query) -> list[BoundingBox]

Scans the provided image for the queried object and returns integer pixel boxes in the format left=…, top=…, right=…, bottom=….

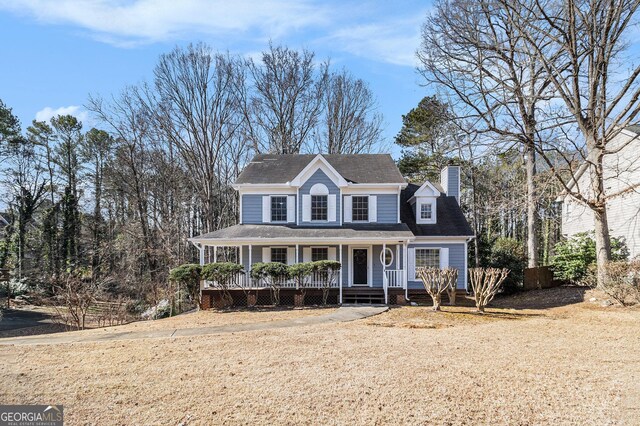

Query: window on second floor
left=312, top=247, right=328, bottom=261
left=415, top=248, right=440, bottom=269
left=352, top=196, right=369, bottom=221
left=271, top=196, right=287, bottom=222
left=311, top=195, right=328, bottom=221
left=420, top=203, right=433, bottom=220
left=271, top=247, right=287, bottom=264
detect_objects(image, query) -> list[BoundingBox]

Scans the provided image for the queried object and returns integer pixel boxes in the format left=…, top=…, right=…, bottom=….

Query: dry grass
left=1, top=287, right=639, bottom=425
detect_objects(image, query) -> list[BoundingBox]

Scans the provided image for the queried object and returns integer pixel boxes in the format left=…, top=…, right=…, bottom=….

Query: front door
left=352, top=248, right=368, bottom=286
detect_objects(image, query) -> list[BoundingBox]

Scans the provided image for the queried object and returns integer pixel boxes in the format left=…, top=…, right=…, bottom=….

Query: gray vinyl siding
left=298, top=169, right=341, bottom=226
left=447, top=168, right=460, bottom=199
left=241, top=195, right=263, bottom=224
left=341, top=193, right=398, bottom=223
left=407, top=242, right=467, bottom=290
left=376, top=194, right=398, bottom=223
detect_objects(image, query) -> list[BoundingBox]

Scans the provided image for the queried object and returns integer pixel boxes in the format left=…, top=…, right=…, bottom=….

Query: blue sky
left=0, top=0, right=433, bottom=158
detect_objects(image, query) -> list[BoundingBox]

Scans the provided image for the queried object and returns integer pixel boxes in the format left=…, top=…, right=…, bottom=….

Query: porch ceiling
left=189, top=224, right=414, bottom=245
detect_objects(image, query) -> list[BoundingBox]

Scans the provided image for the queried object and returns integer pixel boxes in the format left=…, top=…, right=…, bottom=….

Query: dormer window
left=311, top=195, right=328, bottom=221
left=271, top=196, right=287, bottom=222
left=352, top=196, right=369, bottom=222
left=420, top=203, right=433, bottom=220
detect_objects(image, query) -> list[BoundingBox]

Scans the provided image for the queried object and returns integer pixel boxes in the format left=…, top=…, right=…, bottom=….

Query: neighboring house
left=189, top=154, right=473, bottom=305
left=561, top=126, right=640, bottom=258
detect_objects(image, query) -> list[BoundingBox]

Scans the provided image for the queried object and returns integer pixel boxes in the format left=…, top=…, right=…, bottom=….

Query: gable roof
left=235, top=154, right=406, bottom=185
left=400, top=183, right=473, bottom=237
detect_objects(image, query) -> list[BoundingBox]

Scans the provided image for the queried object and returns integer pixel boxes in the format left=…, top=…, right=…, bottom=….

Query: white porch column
left=339, top=244, right=343, bottom=304
left=213, top=246, right=218, bottom=263
left=383, top=242, right=388, bottom=304
left=404, top=242, right=409, bottom=300
left=199, top=244, right=205, bottom=266
left=296, top=244, right=299, bottom=264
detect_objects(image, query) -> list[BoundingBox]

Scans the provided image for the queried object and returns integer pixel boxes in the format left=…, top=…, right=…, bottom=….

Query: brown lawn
left=1, top=287, right=639, bottom=425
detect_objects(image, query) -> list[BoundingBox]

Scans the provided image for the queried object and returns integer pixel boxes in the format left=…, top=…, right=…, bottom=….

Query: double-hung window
left=420, top=203, right=433, bottom=220
left=271, top=247, right=288, bottom=264
left=415, top=248, right=440, bottom=269
left=311, top=195, right=328, bottom=221
left=311, top=247, right=328, bottom=261
left=271, top=196, right=287, bottom=222
left=352, top=196, right=369, bottom=222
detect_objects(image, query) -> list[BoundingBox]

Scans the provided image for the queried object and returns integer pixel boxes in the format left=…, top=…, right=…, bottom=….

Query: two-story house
left=561, top=126, right=640, bottom=258
left=189, top=154, right=473, bottom=305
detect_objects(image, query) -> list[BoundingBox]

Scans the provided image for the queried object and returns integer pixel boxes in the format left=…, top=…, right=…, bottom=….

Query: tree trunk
left=525, top=141, right=538, bottom=268
left=432, top=293, right=441, bottom=311
left=589, top=145, right=612, bottom=286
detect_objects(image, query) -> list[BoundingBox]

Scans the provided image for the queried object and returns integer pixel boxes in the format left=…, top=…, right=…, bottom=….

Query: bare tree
left=416, top=267, right=458, bottom=311
left=469, top=267, right=509, bottom=313
left=242, top=43, right=328, bottom=154
left=500, top=0, right=640, bottom=284
left=139, top=44, right=248, bottom=235
left=419, top=0, right=559, bottom=268
left=315, top=69, right=383, bottom=154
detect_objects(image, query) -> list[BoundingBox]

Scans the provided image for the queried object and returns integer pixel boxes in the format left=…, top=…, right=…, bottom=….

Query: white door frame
left=348, top=245, right=372, bottom=287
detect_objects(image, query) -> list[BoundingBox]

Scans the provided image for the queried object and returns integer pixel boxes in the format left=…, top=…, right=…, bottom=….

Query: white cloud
left=0, top=0, right=331, bottom=45
left=324, top=18, right=424, bottom=67
left=35, top=105, right=88, bottom=124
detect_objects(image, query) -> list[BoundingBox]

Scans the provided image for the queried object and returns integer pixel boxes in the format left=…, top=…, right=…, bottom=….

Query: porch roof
left=189, top=224, right=414, bottom=245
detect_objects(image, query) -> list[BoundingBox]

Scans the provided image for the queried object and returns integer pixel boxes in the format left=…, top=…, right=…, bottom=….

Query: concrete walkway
left=0, top=305, right=388, bottom=346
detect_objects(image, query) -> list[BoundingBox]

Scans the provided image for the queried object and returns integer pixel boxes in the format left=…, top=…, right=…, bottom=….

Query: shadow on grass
left=490, top=285, right=589, bottom=310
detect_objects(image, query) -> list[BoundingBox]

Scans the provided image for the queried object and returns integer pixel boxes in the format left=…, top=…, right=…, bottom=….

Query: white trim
left=380, top=246, right=394, bottom=267
left=396, top=191, right=400, bottom=223
left=239, top=194, right=243, bottom=224
left=262, top=196, right=271, bottom=223
left=290, top=154, right=349, bottom=188
left=344, top=195, right=353, bottom=223
left=417, top=200, right=436, bottom=224
left=191, top=237, right=414, bottom=245
left=464, top=240, right=468, bottom=291
left=286, top=195, right=295, bottom=223
left=411, top=237, right=472, bottom=242
left=341, top=185, right=404, bottom=194
left=328, top=194, right=337, bottom=222
left=296, top=187, right=300, bottom=225
left=310, top=183, right=329, bottom=195
left=339, top=244, right=343, bottom=303
left=349, top=245, right=373, bottom=287
left=407, top=180, right=440, bottom=202
left=237, top=186, right=297, bottom=194
left=302, top=194, right=311, bottom=222
left=369, top=195, right=377, bottom=223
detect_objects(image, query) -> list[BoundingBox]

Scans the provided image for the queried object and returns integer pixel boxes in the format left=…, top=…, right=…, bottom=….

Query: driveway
left=0, top=305, right=388, bottom=346
left=0, top=308, right=57, bottom=332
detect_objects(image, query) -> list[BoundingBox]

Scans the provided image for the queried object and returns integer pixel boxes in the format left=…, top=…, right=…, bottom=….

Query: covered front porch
left=189, top=224, right=414, bottom=304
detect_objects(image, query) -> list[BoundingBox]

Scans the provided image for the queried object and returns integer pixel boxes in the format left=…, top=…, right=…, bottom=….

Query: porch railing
left=383, top=269, right=406, bottom=304
left=384, top=269, right=406, bottom=288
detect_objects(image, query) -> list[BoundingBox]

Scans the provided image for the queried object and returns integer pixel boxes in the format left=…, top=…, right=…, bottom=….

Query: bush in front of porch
left=202, top=262, right=244, bottom=307
left=250, top=262, right=289, bottom=306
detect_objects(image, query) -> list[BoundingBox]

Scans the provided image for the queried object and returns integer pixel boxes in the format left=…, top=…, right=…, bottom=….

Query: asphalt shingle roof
left=235, top=154, right=406, bottom=185
left=192, top=223, right=414, bottom=241
left=400, top=183, right=474, bottom=237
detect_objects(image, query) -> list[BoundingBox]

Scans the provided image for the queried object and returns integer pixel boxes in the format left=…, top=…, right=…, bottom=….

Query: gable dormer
left=408, top=180, right=440, bottom=224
